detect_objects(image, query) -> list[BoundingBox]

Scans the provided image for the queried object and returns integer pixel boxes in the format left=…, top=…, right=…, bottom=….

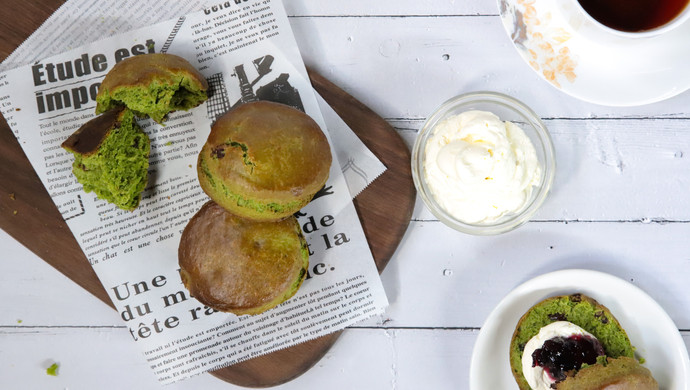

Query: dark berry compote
left=531, top=334, right=605, bottom=383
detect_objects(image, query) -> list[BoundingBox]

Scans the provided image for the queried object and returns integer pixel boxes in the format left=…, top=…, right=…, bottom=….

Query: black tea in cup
left=577, top=0, right=690, bottom=32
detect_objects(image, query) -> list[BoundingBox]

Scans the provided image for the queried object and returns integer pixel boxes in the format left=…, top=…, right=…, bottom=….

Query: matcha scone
left=96, top=53, right=208, bottom=123
left=178, top=201, right=309, bottom=316
left=510, top=293, right=636, bottom=390
left=556, top=356, right=658, bottom=390
left=62, top=107, right=150, bottom=211
left=198, top=101, right=332, bottom=221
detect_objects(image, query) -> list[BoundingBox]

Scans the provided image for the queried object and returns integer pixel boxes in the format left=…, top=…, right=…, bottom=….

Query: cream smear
left=521, top=321, right=598, bottom=390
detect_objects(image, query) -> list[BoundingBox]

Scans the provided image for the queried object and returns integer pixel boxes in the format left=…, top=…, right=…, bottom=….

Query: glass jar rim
left=411, top=91, right=556, bottom=235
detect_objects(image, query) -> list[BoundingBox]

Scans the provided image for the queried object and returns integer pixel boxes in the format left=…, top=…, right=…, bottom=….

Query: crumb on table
left=46, top=362, right=59, bottom=376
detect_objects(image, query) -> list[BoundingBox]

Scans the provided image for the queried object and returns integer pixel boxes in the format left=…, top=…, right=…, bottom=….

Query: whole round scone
left=510, top=294, right=635, bottom=390
left=179, top=201, right=309, bottom=316
left=96, top=53, right=208, bottom=123
left=198, top=101, right=332, bottom=221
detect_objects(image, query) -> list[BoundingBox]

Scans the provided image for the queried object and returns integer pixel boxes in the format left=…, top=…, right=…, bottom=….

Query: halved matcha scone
left=510, top=294, right=636, bottom=390
left=178, top=201, right=309, bottom=316
left=61, top=107, right=150, bottom=211
left=96, top=53, right=208, bottom=123
left=197, top=101, right=332, bottom=221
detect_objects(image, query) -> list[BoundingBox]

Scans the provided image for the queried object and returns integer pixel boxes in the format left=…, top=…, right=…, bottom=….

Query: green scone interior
left=510, top=293, right=635, bottom=390
left=62, top=108, right=150, bottom=211
left=96, top=53, right=208, bottom=124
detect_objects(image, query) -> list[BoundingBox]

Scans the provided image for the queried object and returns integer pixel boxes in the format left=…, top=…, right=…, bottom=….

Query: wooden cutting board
left=0, top=2, right=416, bottom=387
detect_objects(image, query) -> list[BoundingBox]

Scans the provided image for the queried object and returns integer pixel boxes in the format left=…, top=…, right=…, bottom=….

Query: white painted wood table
left=2, top=1, right=689, bottom=389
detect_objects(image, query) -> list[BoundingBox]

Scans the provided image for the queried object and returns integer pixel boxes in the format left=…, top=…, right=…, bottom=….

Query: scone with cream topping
left=509, top=293, right=657, bottom=390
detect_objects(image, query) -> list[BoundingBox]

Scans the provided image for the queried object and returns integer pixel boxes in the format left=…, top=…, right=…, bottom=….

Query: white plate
left=498, top=0, right=690, bottom=106
left=469, top=269, right=690, bottom=390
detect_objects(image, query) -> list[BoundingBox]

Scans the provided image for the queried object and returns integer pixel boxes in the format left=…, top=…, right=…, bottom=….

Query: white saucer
left=498, top=0, right=690, bottom=106
left=469, top=269, right=690, bottom=389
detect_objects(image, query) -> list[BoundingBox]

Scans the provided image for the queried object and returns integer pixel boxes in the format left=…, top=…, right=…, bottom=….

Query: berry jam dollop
left=531, top=334, right=605, bottom=382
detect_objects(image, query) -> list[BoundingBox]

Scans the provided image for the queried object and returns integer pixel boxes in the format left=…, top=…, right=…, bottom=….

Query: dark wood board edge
left=0, top=2, right=416, bottom=387
left=0, top=115, right=114, bottom=307
left=0, top=1, right=61, bottom=60
left=0, top=0, right=114, bottom=308
left=307, top=69, right=416, bottom=272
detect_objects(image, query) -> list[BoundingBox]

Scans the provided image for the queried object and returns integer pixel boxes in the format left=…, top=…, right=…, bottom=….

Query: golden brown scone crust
left=178, top=201, right=308, bottom=315
left=599, top=375, right=659, bottom=390
left=198, top=101, right=332, bottom=220
left=61, top=107, right=125, bottom=155
left=555, top=357, right=658, bottom=390
left=98, top=53, right=208, bottom=94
